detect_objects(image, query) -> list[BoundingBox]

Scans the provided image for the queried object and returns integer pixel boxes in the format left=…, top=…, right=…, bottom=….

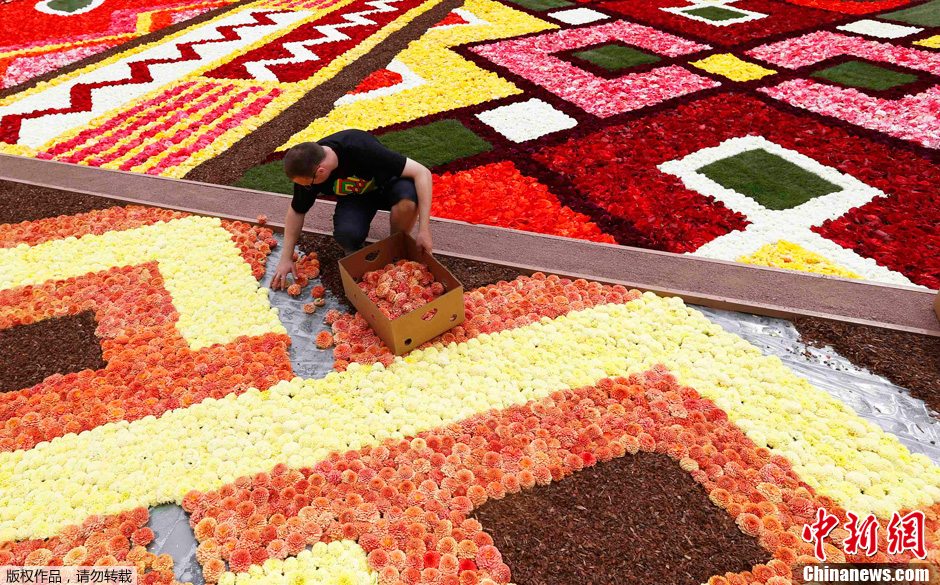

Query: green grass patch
left=685, top=5, right=746, bottom=21
left=377, top=119, right=491, bottom=168
left=46, top=0, right=96, bottom=12
left=236, top=160, right=294, bottom=195
left=881, top=0, right=940, bottom=26
left=697, top=148, right=841, bottom=210
left=811, top=60, right=918, bottom=91
left=503, top=0, right=573, bottom=11
left=571, top=44, right=661, bottom=72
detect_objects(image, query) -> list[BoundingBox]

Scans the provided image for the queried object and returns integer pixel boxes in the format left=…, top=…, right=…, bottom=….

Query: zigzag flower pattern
left=0, top=0, right=233, bottom=89
left=0, top=8, right=310, bottom=148
left=204, top=0, right=425, bottom=82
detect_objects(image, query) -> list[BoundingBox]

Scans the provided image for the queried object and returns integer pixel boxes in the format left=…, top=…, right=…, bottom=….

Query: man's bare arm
left=271, top=207, right=304, bottom=289
left=401, top=158, right=433, bottom=254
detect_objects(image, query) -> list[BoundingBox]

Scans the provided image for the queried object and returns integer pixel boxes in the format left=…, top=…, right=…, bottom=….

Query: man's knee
left=391, top=198, right=416, bottom=215
left=334, top=224, right=368, bottom=253
left=387, top=177, right=417, bottom=209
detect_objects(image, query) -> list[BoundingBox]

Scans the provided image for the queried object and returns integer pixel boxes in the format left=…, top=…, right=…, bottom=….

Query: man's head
left=284, top=142, right=330, bottom=186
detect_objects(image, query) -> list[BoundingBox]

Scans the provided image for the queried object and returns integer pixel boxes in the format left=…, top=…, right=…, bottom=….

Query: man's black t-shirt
left=290, top=129, right=407, bottom=214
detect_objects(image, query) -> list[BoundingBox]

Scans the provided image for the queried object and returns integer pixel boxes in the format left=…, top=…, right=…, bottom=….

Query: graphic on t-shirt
left=334, top=176, right=375, bottom=196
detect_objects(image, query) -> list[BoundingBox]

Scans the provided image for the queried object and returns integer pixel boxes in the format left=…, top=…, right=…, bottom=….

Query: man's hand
left=416, top=228, right=433, bottom=256
left=271, top=257, right=297, bottom=290
left=401, top=158, right=434, bottom=257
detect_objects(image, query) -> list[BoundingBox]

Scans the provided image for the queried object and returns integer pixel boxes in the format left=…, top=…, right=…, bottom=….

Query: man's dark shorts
left=333, top=177, right=418, bottom=253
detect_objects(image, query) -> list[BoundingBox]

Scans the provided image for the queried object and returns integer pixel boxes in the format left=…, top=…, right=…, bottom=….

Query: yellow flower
left=281, top=0, right=554, bottom=147
left=690, top=53, right=776, bottom=82
left=740, top=240, right=860, bottom=278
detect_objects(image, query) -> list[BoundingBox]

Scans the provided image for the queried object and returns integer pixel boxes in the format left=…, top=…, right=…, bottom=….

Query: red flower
left=228, top=549, right=251, bottom=573
left=432, top=162, right=616, bottom=244
left=368, top=549, right=390, bottom=567
left=423, top=550, right=441, bottom=568
left=349, top=68, right=403, bottom=94
left=458, top=559, right=477, bottom=572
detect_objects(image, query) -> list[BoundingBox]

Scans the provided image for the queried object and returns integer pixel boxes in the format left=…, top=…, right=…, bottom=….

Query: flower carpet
left=1, top=0, right=939, bottom=287
left=2, top=199, right=940, bottom=585
left=0, top=0, right=237, bottom=90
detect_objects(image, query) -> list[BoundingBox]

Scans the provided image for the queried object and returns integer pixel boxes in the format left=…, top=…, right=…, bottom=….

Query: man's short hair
left=283, top=142, right=326, bottom=179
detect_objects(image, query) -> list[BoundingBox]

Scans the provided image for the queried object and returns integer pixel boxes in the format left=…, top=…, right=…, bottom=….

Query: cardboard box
left=339, top=232, right=466, bottom=355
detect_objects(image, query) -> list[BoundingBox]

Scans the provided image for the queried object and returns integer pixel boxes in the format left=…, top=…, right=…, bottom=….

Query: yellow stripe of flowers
left=0, top=143, right=38, bottom=158
left=1, top=294, right=936, bottom=540
left=0, top=216, right=284, bottom=350
left=914, top=35, right=940, bottom=49
left=135, top=10, right=158, bottom=35
left=739, top=240, right=861, bottom=279
left=217, top=541, right=376, bottom=585
left=0, top=35, right=135, bottom=59
left=280, top=0, right=554, bottom=146
left=171, top=0, right=450, bottom=177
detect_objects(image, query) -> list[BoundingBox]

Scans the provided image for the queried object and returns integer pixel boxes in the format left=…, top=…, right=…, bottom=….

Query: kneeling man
left=272, top=129, right=433, bottom=289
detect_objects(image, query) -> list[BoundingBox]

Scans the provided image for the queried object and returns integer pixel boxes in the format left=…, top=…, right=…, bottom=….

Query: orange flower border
left=177, top=367, right=940, bottom=584
left=0, top=206, right=292, bottom=451
left=0, top=506, right=180, bottom=585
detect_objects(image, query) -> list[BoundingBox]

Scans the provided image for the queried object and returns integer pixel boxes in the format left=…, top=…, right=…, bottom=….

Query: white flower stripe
left=837, top=19, right=924, bottom=39
left=658, top=136, right=928, bottom=288
left=333, top=58, right=426, bottom=105
left=474, top=97, right=577, bottom=142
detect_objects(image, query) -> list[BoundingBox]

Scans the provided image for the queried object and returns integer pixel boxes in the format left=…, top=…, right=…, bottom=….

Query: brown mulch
left=794, top=317, right=940, bottom=416
left=471, top=451, right=769, bottom=585
left=0, top=180, right=124, bottom=224
left=0, top=311, right=106, bottom=392
left=298, top=231, right=527, bottom=311
left=297, top=233, right=352, bottom=309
